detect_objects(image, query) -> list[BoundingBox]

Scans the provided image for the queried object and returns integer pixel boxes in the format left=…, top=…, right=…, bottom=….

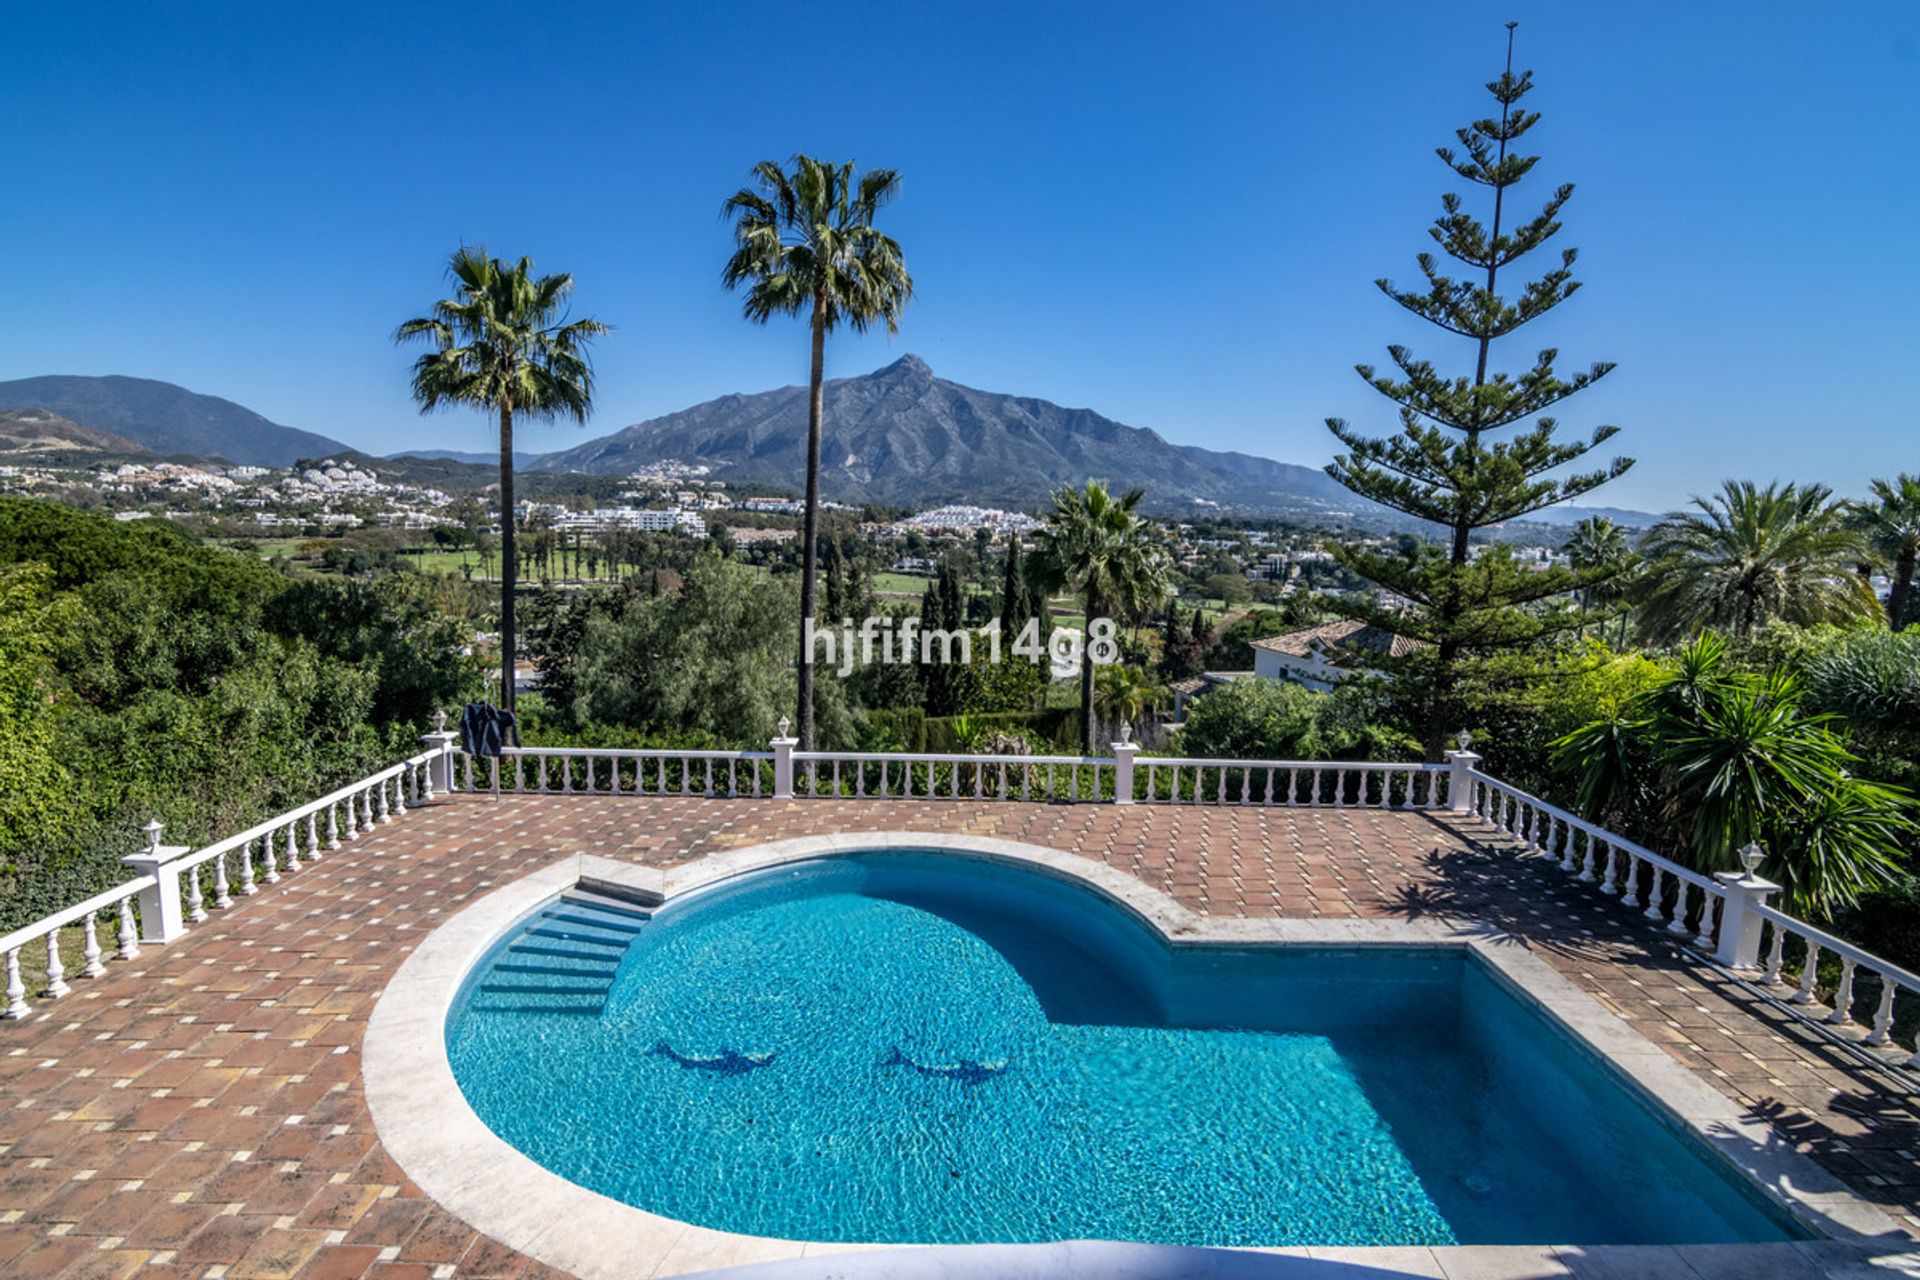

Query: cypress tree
left=1000, top=536, right=1029, bottom=631
left=822, top=534, right=845, bottom=621
left=938, top=559, right=965, bottom=631
left=1324, top=24, right=1632, bottom=755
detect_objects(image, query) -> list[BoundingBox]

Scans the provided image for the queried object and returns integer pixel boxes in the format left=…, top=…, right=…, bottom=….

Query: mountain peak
left=872, top=353, right=932, bottom=380
left=534, top=357, right=1363, bottom=517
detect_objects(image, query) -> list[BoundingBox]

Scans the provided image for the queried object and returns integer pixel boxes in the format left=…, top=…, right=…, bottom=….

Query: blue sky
left=5, top=1, right=1916, bottom=512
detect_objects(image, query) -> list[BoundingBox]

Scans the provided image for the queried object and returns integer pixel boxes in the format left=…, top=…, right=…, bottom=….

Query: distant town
left=0, top=448, right=1579, bottom=598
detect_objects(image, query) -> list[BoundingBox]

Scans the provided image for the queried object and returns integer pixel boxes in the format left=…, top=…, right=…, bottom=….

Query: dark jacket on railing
left=460, top=703, right=519, bottom=759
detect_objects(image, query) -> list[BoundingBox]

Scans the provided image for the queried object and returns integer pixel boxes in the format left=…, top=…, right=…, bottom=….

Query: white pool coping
left=362, top=832, right=1912, bottom=1280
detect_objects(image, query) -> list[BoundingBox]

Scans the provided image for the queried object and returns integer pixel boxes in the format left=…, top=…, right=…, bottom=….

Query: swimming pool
left=444, top=851, right=1803, bottom=1248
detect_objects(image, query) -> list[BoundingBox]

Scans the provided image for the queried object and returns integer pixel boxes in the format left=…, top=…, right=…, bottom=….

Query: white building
left=894, top=505, right=1042, bottom=536
left=1250, top=620, right=1421, bottom=694
left=551, top=507, right=706, bottom=537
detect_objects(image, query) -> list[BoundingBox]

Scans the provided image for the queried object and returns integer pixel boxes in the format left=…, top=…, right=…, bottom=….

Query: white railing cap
left=498, top=747, right=772, bottom=761
left=1149, top=756, right=1440, bottom=772
left=794, top=751, right=1109, bottom=767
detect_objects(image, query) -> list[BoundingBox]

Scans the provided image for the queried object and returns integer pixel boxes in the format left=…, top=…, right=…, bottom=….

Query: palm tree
left=396, top=248, right=606, bottom=711
left=1635, top=480, right=1876, bottom=642
left=1094, top=664, right=1166, bottom=745
left=722, top=156, right=913, bottom=749
left=1564, top=515, right=1635, bottom=643
left=1849, top=473, right=1920, bottom=630
left=1031, top=482, right=1173, bottom=753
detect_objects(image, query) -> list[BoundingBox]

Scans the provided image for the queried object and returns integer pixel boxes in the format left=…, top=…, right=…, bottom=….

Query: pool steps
left=466, top=892, right=652, bottom=1016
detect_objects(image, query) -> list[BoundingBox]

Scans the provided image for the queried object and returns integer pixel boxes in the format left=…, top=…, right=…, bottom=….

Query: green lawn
left=872, top=570, right=933, bottom=595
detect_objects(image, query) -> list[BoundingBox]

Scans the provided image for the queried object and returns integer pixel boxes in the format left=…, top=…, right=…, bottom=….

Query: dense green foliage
left=1552, top=634, right=1913, bottom=913
left=1175, top=677, right=1418, bottom=764
left=0, top=498, right=479, bottom=929
left=0, top=565, right=74, bottom=859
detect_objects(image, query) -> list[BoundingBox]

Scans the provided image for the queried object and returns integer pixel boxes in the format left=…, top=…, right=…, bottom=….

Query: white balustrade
left=0, top=877, right=156, bottom=1021
left=0, top=742, right=455, bottom=1022
left=9, top=729, right=1917, bottom=1077
left=1754, top=907, right=1920, bottom=1069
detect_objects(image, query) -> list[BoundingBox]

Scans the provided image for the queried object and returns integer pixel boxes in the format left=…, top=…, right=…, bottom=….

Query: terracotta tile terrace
left=3, top=791, right=1918, bottom=1280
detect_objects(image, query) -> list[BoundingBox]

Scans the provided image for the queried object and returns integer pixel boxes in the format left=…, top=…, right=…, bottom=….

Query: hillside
left=0, top=375, right=351, bottom=467
left=533, top=355, right=1370, bottom=517
left=389, top=448, right=540, bottom=469
left=0, top=408, right=152, bottom=460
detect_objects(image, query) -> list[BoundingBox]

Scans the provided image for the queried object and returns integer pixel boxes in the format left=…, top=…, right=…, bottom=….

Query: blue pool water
left=444, top=853, right=1801, bottom=1246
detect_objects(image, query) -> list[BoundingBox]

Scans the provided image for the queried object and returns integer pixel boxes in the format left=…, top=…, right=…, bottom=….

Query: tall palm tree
left=1565, top=515, right=1635, bottom=643
left=1849, top=473, right=1920, bottom=630
left=1031, top=482, right=1173, bottom=753
left=397, top=247, right=606, bottom=710
left=1635, top=480, right=1876, bottom=642
left=722, top=156, right=913, bottom=750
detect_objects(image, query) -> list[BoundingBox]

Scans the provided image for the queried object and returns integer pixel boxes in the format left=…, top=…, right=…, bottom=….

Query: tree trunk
left=498, top=401, right=517, bottom=712
left=795, top=300, right=828, bottom=750
left=1423, top=636, right=1459, bottom=762
left=1079, top=589, right=1100, bottom=754
left=1890, top=547, right=1915, bottom=630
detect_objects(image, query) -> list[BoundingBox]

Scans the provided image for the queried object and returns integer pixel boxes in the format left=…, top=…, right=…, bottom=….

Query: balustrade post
left=1445, top=739, right=1481, bottom=815
left=3, top=949, right=25, bottom=1019
left=772, top=718, right=797, bottom=800
left=185, top=864, right=206, bottom=922
left=1112, top=728, right=1138, bottom=805
left=43, top=931, right=68, bottom=999
left=81, top=913, right=104, bottom=978
left=116, top=898, right=139, bottom=960
left=120, top=820, right=191, bottom=945
left=1712, top=844, right=1782, bottom=970
left=422, top=712, right=459, bottom=798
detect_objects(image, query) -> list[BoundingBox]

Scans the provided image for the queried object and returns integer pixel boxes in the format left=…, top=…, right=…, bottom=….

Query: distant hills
left=530, top=354, right=1369, bottom=517
left=0, top=408, right=153, bottom=460
left=1510, top=505, right=1662, bottom=530
left=391, top=448, right=541, bottom=469
left=0, top=375, right=350, bottom=467
left=0, top=366, right=1659, bottom=527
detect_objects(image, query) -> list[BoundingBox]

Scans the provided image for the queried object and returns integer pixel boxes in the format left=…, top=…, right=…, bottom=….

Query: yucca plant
left=1554, top=632, right=1914, bottom=914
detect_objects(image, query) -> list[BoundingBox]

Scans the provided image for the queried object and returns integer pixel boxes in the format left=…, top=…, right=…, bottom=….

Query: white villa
left=1249, top=619, right=1421, bottom=693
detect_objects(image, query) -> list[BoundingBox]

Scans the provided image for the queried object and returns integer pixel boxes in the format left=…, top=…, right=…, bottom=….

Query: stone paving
left=2, top=792, right=1917, bottom=1280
